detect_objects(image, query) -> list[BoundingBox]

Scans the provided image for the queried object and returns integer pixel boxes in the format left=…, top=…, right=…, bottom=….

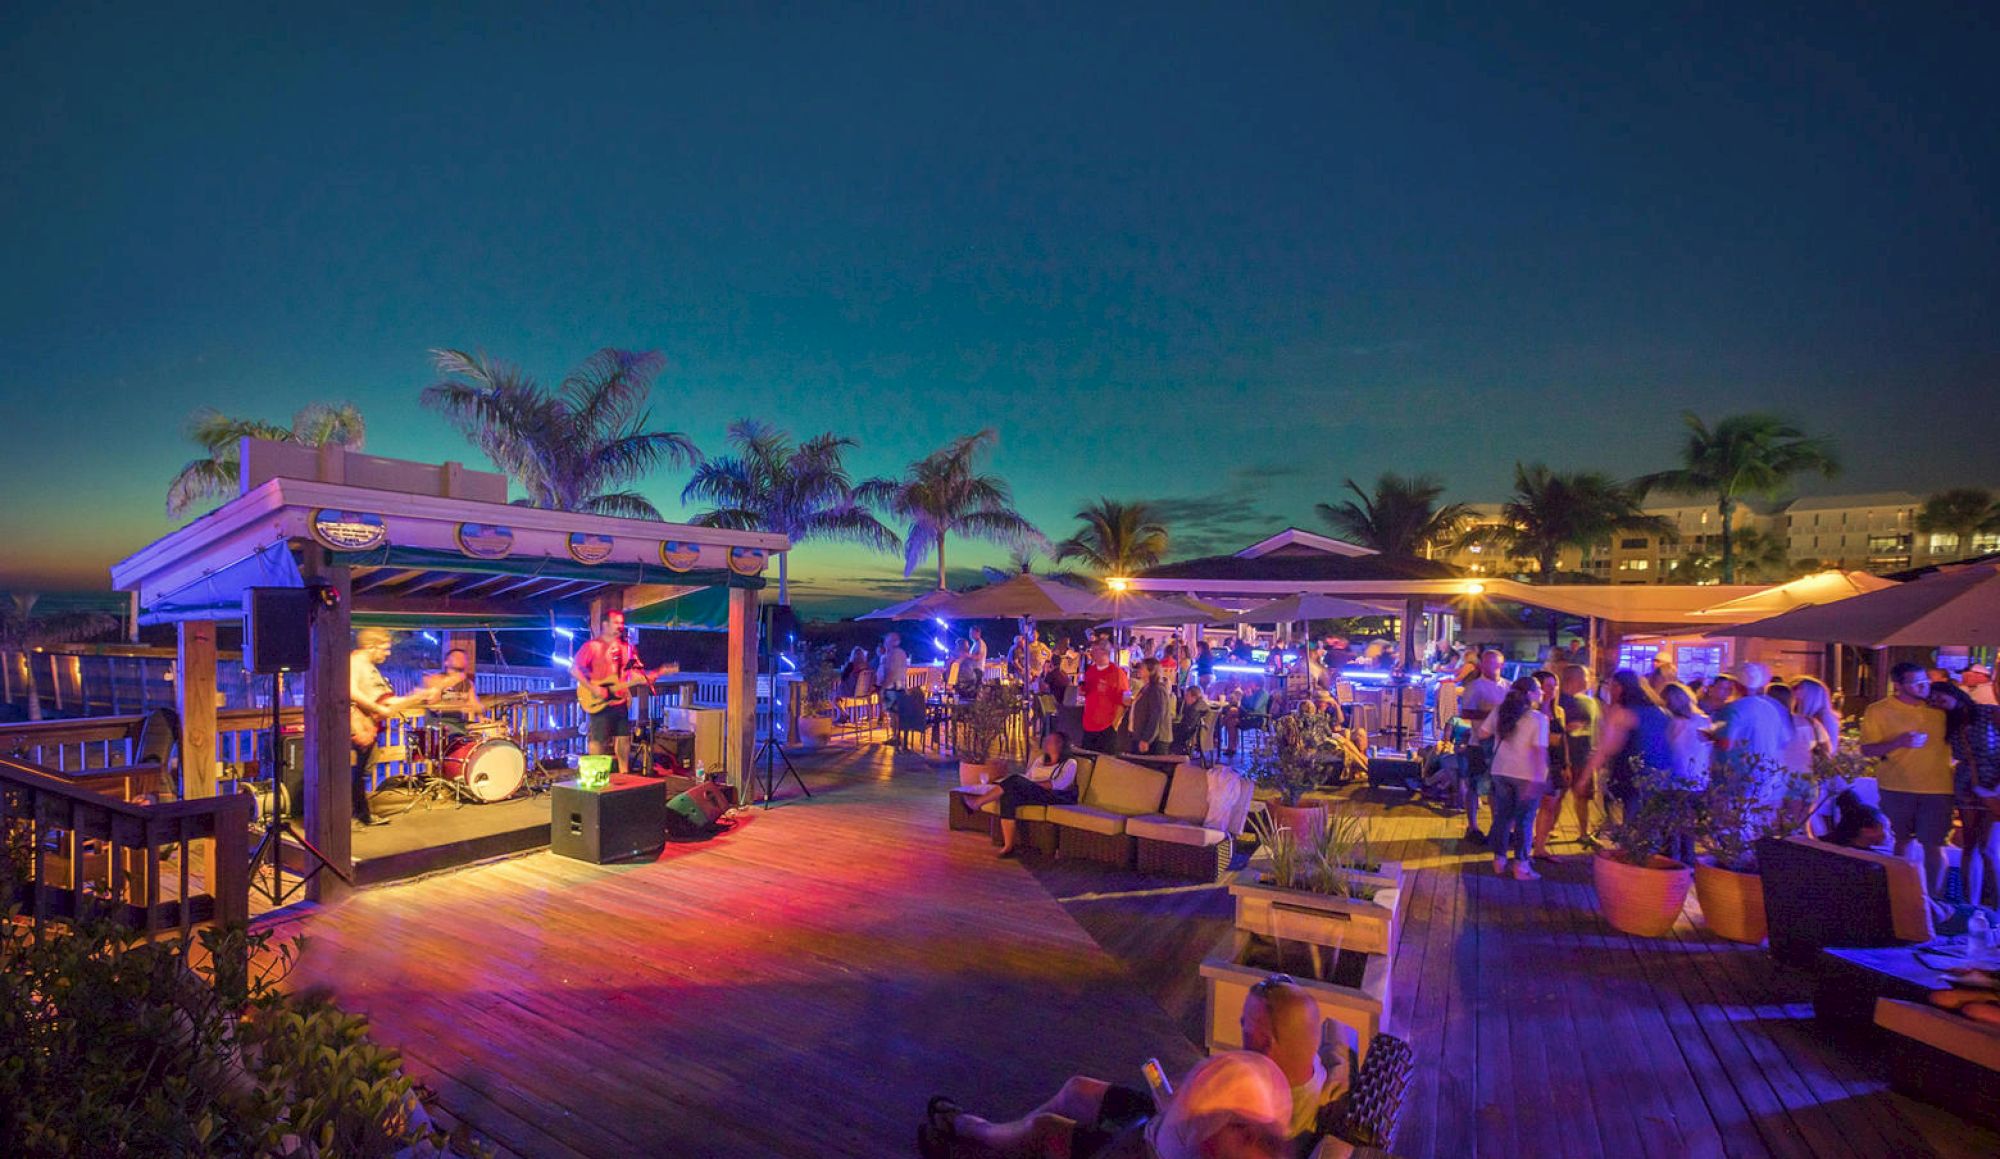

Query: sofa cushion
left=1126, top=815, right=1225, bottom=847
left=1161, top=763, right=1210, bottom=822
left=1046, top=804, right=1132, bottom=836
left=1081, top=755, right=1170, bottom=816
left=976, top=799, right=1049, bottom=822
left=1875, top=998, right=2000, bottom=1071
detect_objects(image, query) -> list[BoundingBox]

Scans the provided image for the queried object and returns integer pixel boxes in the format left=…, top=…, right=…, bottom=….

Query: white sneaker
left=1513, top=861, right=1542, bottom=881
left=1494, top=857, right=1510, bottom=877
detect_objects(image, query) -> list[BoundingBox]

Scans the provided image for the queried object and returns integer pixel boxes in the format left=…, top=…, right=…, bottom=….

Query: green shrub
left=0, top=891, right=482, bottom=1157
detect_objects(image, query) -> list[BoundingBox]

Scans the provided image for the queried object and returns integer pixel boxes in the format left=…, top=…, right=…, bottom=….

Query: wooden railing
left=0, top=753, right=253, bottom=935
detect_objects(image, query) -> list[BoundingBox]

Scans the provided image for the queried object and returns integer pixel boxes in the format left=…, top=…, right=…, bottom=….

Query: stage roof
left=112, top=473, right=788, bottom=631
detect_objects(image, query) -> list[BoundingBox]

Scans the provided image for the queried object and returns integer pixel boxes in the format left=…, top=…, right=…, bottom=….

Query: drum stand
left=249, top=671, right=351, bottom=907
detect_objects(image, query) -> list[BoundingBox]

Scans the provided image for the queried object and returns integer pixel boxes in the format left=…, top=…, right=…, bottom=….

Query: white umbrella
left=1710, top=562, right=2000, bottom=647
left=1232, top=592, right=1388, bottom=623
left=856, top=588, right=960, bottom=621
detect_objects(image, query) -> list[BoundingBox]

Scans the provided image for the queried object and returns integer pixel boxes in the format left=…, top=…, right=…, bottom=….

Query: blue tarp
left=139, top=541, right=302, bottom=624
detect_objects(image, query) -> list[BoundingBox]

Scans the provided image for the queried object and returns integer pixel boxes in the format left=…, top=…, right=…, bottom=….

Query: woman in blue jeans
left=1475, top=676, right=1551, bottom=880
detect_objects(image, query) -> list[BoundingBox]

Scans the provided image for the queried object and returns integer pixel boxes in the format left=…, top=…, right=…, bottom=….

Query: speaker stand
left=249, top=670, right=351, bottom=907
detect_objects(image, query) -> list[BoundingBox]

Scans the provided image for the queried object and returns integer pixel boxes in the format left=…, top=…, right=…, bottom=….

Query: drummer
left=423, top=648, right=484, bottom=740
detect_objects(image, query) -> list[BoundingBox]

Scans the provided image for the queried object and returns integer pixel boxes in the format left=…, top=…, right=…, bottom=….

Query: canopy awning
left=1710, top=562, right=2000, bottom=646
left=138, top=540, right=304, bottom=623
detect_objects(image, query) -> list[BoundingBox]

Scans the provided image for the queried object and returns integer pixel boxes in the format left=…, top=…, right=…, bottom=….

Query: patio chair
left=1317, top=1032, right=1414, bottom=1153
left=834, top=672, right=879, bottom=744
left=128, top=706, right=182, bottom=800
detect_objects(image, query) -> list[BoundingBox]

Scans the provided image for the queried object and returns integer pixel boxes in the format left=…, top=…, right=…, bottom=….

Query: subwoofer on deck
left=550, top=776, right=667, bottom=864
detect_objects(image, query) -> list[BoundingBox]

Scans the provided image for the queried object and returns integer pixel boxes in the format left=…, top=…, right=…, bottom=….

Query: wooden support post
left=724, top=584, right=760, bottom=802
left=176, top=619, right=220, bottom=893
left=300, top=547, right=354, bottom=903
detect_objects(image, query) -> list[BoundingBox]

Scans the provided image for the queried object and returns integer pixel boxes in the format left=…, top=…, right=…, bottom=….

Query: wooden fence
left=0, top=752, right=253, bottom=936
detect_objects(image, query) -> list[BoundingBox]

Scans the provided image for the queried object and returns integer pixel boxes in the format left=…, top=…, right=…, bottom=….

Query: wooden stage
left=268, top=746, right=1999, bottom=1158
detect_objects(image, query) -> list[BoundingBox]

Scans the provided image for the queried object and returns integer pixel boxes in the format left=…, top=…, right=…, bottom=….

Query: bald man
left=929, top=978, right=1346, bottom=1158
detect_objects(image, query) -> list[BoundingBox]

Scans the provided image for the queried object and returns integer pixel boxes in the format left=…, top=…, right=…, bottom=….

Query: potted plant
left=953, top=683, right=1022, bottom=785
left=1691, top=753, right=1817, bottom=944
left=1690, top=749, right=1857, bottom=943
left=1592, top=765, right=1701, bottom=937
left=1205, top=808, right=1397, bottom=1062
left=1250, top=712, right=1342, bottom=839
left=798, top=643, right=840, bottom=745
left=1234, top=809, right=1395, bottom=962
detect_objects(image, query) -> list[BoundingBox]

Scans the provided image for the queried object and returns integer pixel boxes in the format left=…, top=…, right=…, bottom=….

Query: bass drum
left=439, top=736, right=527, bottom=803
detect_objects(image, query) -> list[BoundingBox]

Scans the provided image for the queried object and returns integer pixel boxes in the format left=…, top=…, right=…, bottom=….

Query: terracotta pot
left=959, top=760, right=1009, bottom=788
left=1592, top=851, right=1693, bottom=938
left=1692, top=860, right=1768, bottom=944
left=1264, top=801, right=1328, bottom=843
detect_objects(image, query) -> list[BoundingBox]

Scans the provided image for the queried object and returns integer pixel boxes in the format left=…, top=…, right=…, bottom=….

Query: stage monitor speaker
left=551, top=776, right=667, bottom=864
left=244, top=587, right=312, bottom=674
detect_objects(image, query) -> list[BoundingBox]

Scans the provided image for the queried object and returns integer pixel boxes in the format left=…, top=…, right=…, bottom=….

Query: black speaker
left=550, top=776, right=667, bottom=863
left=243, top=587, right=312, bottom=674
left=765, top=602, right=801, bottom=648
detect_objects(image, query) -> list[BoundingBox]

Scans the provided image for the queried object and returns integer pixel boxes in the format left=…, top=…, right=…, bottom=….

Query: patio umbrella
left=1710, top=562, right=2000, bottom=646
left=940, top=573, right=1199, bottom=622
left=856, top=588, right=961, bottom=621
left=1096, top=594, right=1237, bottom=628
left=1231, top=591, right=1388, bottom=624
left=1687, top=570, right=1896, bottom=619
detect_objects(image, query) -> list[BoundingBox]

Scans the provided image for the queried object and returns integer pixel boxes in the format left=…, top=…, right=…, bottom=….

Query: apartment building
left=1434, top=491, right=1999, bottom=584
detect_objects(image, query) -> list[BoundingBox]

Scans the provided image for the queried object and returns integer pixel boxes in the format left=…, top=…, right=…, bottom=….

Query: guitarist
left=573, top=609, right=645, bottom=774
left=350, top=629, right=447, bottom=827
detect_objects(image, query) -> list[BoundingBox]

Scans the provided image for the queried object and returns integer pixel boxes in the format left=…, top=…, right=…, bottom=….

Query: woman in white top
left=967, top=731, right=1080, bottom=858
left=1658, top=682, right=1713, bottom=864
left=1475, top=676, right=1549, bottom=880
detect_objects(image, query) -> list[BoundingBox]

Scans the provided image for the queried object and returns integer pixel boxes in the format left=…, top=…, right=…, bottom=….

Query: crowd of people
left=1441, top=646, right=2000, bottom=911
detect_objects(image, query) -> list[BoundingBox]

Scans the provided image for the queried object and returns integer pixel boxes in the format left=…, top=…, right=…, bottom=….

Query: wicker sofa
left=1757, top=835, right=1934, bottom=969
left=948, top=751, right=1249, bottom=878
left=1874, top=997, right=2000, bottom=1129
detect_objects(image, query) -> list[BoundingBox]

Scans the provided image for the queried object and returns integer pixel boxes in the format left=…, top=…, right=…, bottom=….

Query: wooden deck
left=270, top=745, right=1999, bottom=1158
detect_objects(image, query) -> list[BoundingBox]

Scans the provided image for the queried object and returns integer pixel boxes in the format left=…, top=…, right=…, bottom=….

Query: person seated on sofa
left=967, top=731, right=1080, bottom=858
left=921, top=980, right=1338, bottom=1159
left=1825, top=788, right=1995, bottom=936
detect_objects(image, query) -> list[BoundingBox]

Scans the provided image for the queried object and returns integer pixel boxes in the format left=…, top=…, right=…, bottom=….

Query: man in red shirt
left=572, top=609, right=641, bottom=773
left=1080, top=640, right=1130, bottom=753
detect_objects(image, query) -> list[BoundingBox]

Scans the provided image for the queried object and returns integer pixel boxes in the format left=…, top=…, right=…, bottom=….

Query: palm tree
left=1, top=594, right=121, bottom=721
left=858, top=429, right=1042, bottom=589
left=166, top=403, right=367, bottom=516
left=1916, top=487, right=2000, bottom=562
left=680, top=420, right=900, bottom=603
left=1668, top=526, right=1792, bottom=584
left=1465, top=463, right=1674, bottom=583
left=1316, top=473, right=1473, bottom=558
left=421, top=348, right=698, bottom=518
left=1051, top=499, right=1170, bottom=576
left=1636, top=412, right=1839, bottom=583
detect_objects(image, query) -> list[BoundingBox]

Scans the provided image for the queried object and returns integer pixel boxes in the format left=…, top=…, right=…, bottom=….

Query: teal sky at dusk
left=3, top=3, right=1994, bottom=615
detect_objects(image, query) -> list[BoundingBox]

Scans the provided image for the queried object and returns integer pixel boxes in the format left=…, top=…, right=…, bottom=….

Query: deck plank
left=266, top=744, right=1999, bottom=1158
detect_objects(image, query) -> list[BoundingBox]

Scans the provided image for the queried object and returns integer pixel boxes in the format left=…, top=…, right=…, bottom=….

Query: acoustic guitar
left=576, top=664, right=680, bottom=714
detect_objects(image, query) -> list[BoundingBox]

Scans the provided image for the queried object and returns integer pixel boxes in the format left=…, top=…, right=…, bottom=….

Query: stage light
left=553, top=627, right=575, bottom=639
left=422, top=632, right=439, bottom=644
left=1464, top=582, right=1485, bottom=596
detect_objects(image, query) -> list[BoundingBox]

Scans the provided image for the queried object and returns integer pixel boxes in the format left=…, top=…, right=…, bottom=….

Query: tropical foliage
left=1636, top=412, right=1839, bottom=583
left=858, top=429, right=1042, bottom=589
left=1317, top=472, right=1472, bottom=557
left=1915, top=487, right=2000, bottom=561
left=1, top=594, right=120, bottom=721
left=167, top=403, right=366, bottom=517
left=1051, top=499, right=1169, bottom=575
left=421, top=348, right=697, bottom=518
left=1462, top=462, right=1673, bottom=583
left=681, top=420, right=899, bottom=602
left=1665, top=525, right=1797, bottom=584
left=0, top=901, right=473, bottom=1158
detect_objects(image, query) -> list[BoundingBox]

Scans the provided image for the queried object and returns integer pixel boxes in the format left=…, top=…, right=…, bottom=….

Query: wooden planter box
left=1200, top=928, right=1390, bottom=1068
left=1230, top=871, right=1400, bottom=961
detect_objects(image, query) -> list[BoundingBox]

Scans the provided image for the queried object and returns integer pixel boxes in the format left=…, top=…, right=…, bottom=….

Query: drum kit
left=375, top=715, right=553, bottom=816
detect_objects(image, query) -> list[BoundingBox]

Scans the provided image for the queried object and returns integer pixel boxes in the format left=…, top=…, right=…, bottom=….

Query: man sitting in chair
left=922, top=977, right=1350, bottom=1158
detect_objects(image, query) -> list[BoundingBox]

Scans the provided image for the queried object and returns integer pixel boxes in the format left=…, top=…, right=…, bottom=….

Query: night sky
left=3, top=3, right=1994, bottom=615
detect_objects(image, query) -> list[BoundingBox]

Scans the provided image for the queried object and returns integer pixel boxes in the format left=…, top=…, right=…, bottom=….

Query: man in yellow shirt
left=1860, top=662, right=1954, bottom=896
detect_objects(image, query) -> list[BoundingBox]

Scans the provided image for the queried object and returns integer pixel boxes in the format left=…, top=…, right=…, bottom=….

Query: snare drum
left=439, top=736, right=527, bottom=802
